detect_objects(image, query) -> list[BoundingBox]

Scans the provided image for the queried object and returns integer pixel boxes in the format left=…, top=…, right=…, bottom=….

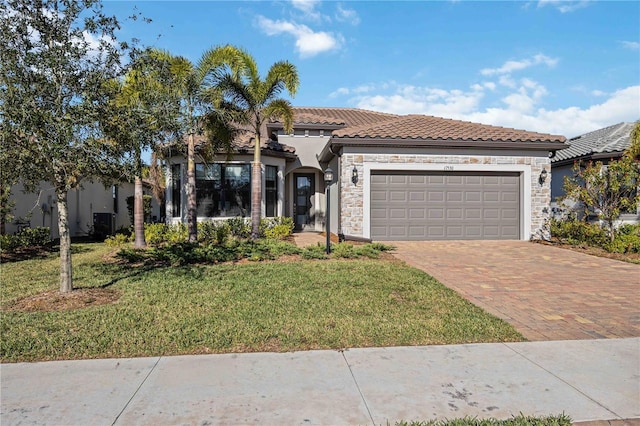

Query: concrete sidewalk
left=2, top=338, right=638, bottom=425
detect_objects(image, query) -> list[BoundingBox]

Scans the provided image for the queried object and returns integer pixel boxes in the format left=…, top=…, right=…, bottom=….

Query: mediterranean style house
left=165, top=107, right=567, bottom=241
left=551, top=122, right=639, bottom=224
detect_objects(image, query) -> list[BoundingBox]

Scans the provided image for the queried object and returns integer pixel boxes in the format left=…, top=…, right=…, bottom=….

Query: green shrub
left=366, top=242, right=395, bottom=252
left=0, top=234, right=20, bottom=252
left=227, top=217, right=251, bottom=239
left=141, top=223, right=188, bottom=246
left=105, top=233, right=131, bottom=247
left=550, top=218, right=608, bottom=247
left=259, top=217, right=294, bottom=239
left=353, top=244, right=381, bottom=259
left=115, top=226, right=133, bottom=237
left=264, top=224, right=292, bottom=240
left=0, top=227, right=52, bottom=253
left=301, top=244, right=328, bottom=259
left=332, top=242, right=357, bottom=258
left=17, top=227, right=52, bottom=247
left=607, top=224, right=640, bottom=253
left=199, top=221, right=231, bottom=244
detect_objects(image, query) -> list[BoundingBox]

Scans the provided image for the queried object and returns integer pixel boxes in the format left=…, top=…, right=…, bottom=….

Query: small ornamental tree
left=562, top=156, right=640, bottom=241
left=0, top=0, right=130, bottom=292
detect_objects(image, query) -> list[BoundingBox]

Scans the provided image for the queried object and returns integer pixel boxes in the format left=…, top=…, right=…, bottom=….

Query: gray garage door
left=370, top=171, right=520, bottom=240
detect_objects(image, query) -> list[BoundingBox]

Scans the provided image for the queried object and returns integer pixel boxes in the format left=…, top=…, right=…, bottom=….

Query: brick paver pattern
left=390, top=241, right=640, bottom=341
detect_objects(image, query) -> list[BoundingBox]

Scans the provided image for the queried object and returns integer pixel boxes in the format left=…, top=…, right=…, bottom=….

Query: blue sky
left=104, top=0, right=639, bottom=138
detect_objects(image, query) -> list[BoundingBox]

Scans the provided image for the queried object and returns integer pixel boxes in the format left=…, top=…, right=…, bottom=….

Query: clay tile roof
left=190, top=129, right=296, bottom=154
left=552, top=122, right=635, bottom=163
left=269, top=107, right=398, bottom=127
left=332, top=114, right=567, bottom=143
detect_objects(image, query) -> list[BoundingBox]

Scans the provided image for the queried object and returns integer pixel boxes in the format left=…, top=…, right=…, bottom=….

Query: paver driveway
left=390, top=241, right=640, bottom=341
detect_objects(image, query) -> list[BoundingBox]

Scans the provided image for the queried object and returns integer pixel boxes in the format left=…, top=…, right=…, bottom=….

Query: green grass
left=0, top=243, right=524, bottom=362
left=394, top=413, right=572, bottom=425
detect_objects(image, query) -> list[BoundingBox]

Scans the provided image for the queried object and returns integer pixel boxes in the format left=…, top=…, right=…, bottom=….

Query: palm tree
left=168, top=46, right=247, bottom=242
left=215, top=49, right=299, bottom=239
left=104, top=48, right=178, bottom=248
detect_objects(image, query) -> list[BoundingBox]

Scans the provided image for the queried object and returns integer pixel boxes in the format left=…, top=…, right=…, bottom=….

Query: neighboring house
left=550, top=122, right=639, bottom=223
left=5, top=180, right=161, bottom=239
left=166, top=107, right=567, bottom=241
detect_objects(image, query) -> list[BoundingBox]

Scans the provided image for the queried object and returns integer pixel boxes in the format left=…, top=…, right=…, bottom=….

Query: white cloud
left=481, top=54, right=558, bottom=76
left=291, top=0, right=322, bottom=21
left=335, top=4, right=360, bottom=25
left=537, top=0, right=591, bottom=13
left=621, top=41, right=640, bottom=50
left=352, top=83, right=485, bottom=117
left=591, top=90, right=607, bottom=97
left=291, top=0, right=319, bottom=12
left=333, top=76, right=639, bottom=137
left=256, top=16, right=343, bottom=58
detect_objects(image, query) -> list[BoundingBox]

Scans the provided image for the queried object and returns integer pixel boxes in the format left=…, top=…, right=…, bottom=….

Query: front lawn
left=0, top=243, right=523, bottom=362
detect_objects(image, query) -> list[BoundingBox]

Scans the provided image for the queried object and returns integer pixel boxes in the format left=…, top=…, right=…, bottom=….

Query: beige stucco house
left=165, top=107, right=567, bottom=241
left=5, top=180, right=161, bottom=239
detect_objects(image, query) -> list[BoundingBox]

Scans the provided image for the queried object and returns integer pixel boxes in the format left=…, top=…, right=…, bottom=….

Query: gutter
left=551, top=151, right=625, bottom=167
left=318, top=137, right=568, bottom=163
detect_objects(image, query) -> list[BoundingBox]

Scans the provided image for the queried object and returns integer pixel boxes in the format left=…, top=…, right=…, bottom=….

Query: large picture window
left=196, top=163, right=251, bottom=217
left=265, top=166, right=278, bottom=217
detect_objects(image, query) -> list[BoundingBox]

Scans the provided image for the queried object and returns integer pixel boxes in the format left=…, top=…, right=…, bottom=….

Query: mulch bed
left=4, top=288, right=121, bottom=313
left=535, top=239, right=640, bottom=264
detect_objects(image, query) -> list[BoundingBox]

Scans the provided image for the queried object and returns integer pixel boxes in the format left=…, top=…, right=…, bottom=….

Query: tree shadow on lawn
left=4, top=257, right=162, bottom=313
left=0, top=243, right=93, bottom=263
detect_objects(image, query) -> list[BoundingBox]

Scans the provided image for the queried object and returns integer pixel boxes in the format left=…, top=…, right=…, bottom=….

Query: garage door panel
left=429, top=192, right=444, bottom=202
left=465, top=209, right=482, bottom=219
left=502, top=208, right=518, bottom=220
left=370, top=208, right=387, bottom=219
left=465, top=191, right=481, bottom=202
left=371, top=190, right=388, bottom=201
left=409, top=209, right=426, bottom=219
left=447, top=192, right=463, bottom=202
left=389, top=191, right=406, bottom=202
left=389, top=176, right=408, bottom=185
left=371, top=171, right=520, bottom=240
left=429, top=209, right=444, bottom=219
left=409, top=191, right=425, bottom=202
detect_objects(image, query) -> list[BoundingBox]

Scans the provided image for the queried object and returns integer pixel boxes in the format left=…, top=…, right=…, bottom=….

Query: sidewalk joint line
left=111, top=356, right=162, bottom=426
left=341, top=350, right=376, bottom=426
left=502, top=343, right=621, bottom=419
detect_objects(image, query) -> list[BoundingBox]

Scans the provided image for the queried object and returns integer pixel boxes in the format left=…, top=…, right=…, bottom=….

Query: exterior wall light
left=539, top=168, right=548, bottom=185
left=324, top=167, right=334, bottom=254
left=351, top=166, right=359, bottom=185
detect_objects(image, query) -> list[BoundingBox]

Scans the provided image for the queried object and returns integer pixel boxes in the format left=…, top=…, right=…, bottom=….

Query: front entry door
left=294, top=174, right=315, bottom=231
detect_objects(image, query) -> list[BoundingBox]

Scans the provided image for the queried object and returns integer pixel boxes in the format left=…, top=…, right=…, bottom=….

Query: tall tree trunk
left=56, top=189, right=73, bottom=293
left=133, top=175, right=147, bottom=248
left=186, top=132, right=197, bottom=242
left=251, top=134, right=262, bottom=239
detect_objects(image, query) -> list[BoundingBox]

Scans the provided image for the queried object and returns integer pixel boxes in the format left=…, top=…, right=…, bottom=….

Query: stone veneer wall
left=340, top=153, right=551, bottom=240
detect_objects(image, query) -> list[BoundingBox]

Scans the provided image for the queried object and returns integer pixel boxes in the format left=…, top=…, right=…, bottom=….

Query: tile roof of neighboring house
left=332, top=114, right=567, bottom=143
left=552, top=122, right=635, bottom=163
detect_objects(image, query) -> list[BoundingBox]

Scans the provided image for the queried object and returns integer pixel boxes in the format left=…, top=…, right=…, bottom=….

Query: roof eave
left=319, top=137, right=568, bottom=162
left=267, top=122, right=346, bottom=131
left=552, top=150, right=625, bottom=167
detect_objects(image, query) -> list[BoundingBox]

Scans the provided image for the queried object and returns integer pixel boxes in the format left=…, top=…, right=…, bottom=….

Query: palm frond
left=263, top=99, right=294, bottom=134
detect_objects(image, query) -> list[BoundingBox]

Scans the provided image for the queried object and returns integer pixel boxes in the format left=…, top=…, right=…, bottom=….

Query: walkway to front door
left=390, top=240, right=640, bottom=341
